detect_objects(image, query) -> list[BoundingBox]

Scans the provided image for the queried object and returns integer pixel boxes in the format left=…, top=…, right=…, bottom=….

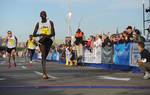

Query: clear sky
left=0, top=0, right=149, bottom=42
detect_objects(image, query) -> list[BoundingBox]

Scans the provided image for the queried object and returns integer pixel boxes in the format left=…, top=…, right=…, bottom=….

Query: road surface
left=0, top=57, right=150, bottom=95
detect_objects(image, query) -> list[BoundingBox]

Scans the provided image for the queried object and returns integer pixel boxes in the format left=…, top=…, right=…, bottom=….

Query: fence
left=33, top=42, right=150, bottom=71
left=83, top=42, right=150, bottom=67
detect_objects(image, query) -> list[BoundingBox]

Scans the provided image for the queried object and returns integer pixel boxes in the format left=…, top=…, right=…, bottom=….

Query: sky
left=0, top=0, right=149, bottom=42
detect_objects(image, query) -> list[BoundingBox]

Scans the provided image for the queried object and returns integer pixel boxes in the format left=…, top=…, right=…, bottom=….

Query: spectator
left=74, top=28, right=84, bottom=65
left=110, top=34, right=117, bottom=44
left=137, top=42, right=150, bottom=79
left=133, top=29, right=145, bottom=42
left=70, top=45, right=77, bottom=66
left=119, top=33, right=124, bottom=43
left=86, top=35, right=95, bottom=52
left=126, top=26, right=133, bottom=42
left=93, top=34, right=102, bottom=58
left=65, top=46, right=71, bottom=66
left=122, top=31, right=130, bottom=43
left=94, top=34, right=102, bottom=48
left=102, top=35, right=113, bottom=47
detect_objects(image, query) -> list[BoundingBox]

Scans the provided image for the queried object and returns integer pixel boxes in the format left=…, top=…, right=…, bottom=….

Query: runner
left=26, top=35, right=37, bottom=66
left=5, top=31, right=18, bottom=68
left=33, top=11, right=55, bottom=79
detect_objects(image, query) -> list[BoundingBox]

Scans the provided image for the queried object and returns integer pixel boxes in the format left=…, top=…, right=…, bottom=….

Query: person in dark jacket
left=137, top=42, right=150, bottom=79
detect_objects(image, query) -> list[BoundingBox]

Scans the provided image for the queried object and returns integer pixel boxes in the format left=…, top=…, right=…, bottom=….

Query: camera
left=146, top=8, right=150, bottom=13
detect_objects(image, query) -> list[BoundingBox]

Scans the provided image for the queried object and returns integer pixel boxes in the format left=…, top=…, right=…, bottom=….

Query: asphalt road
left=0, top=57, right=150, bottom=95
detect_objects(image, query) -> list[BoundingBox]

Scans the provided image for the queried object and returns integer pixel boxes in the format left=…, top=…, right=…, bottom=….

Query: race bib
left=40, top=27, right=51, bottom=35
left=9, top=39, right=15, bottom=46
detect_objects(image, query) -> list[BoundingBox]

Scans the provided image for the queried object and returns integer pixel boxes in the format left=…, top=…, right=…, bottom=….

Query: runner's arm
left=5, top=37, right=8, bottom=45
left=34, top=40, right=38, bottom=46
left=25, top=41, right=28, bottom=48
left=15, top=36, right=18, bottom=47
left=33, top=22, right=39, bottom=37
left=49, top=21, right=55, bottom=38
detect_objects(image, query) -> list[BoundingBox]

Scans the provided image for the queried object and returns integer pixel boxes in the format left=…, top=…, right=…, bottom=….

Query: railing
left=83, top=42, right=150, bottom=67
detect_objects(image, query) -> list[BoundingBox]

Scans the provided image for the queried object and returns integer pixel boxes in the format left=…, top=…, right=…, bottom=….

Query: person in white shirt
left=93, top=35, right=102, bottom=58
left=65, top=47, right=72, bottom=66
left=5, top=31, right=18, bottom=68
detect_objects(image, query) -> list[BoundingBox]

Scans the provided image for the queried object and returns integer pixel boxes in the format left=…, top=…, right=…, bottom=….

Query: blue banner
left=114, top=43, right=130, bottom=65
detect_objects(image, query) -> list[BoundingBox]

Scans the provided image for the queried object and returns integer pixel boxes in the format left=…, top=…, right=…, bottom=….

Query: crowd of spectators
left=84, top=26, right=146, bottom=52
left=52, top=26, right=148, bottom=64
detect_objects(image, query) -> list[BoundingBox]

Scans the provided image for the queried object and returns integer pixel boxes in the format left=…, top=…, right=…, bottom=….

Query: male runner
left=5, top=31, right=18, bottom=68
left=33, top=11, right=55, bottom=79
left=26, top=35, right=37, bottom=65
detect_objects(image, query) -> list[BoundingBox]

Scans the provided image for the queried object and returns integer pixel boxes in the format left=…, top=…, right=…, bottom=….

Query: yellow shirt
left=27, top=40, right=36, bottom=49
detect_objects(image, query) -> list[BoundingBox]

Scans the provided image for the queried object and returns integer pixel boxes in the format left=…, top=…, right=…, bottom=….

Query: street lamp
left=143, top=0, right=145, bottom=35
left=66, top=0, right=72, bottom=36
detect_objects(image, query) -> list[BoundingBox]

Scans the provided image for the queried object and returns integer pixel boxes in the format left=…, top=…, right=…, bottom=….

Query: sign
left=83, top=47, right=101, bottom=63
left=101, top=46, right=113, bottom=64
left=113, top=43, right=130, bottom=65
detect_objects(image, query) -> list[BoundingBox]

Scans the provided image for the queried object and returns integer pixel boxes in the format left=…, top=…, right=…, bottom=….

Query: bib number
left=9, top=39, right=15, bottom=46
left=40, top=27, right=51, bottom=35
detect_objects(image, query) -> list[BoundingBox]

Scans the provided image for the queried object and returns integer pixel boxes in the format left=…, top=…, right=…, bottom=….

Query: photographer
left=137, top=42, right=150, bottom=79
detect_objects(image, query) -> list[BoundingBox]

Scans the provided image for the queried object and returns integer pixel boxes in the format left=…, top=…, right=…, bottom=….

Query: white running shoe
left=143, top=72, right=150, bottom=79
left=30, top=61, right=32, bottom=64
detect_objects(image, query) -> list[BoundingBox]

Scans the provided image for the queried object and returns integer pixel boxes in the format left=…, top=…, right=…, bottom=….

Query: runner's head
left=40, top=11, right=47, bottom=21
left=7, top=31, right=12, bottom=37
left=29, top=35, right=33, bottom=40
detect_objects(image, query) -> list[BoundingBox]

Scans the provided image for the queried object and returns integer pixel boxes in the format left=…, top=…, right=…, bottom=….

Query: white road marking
left=97, top=76, right=131, bottom=81
left=33, top=71, right=43, bottom=76
left=22, top=66, right=27, bottom=69
left=33, top=71, right=58, bottom=79
left=0, top=78, right=6, bottom=81
left=0, top=62, right=4, bottom=65
left=0, top=61, right=6, bottom=65
left=18, top=63, right=22, bottom=65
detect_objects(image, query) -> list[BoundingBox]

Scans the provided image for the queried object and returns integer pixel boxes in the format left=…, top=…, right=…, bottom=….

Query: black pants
left=7, top=47, right=16, bottom=54
left=28, top=49, right=35, bottom=61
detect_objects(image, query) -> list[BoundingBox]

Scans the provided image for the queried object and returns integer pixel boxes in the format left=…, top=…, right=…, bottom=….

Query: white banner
left=83, top=47, right=101, bottom=63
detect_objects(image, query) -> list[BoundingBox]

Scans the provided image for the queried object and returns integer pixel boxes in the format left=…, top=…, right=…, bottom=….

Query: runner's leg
left=7, top=52, right=11, bottom=68
left=39, top=44, right=48, bottom=79
left=30, top=49, right=35, bottom=63
left=12, top=49, right=16, bottom=67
